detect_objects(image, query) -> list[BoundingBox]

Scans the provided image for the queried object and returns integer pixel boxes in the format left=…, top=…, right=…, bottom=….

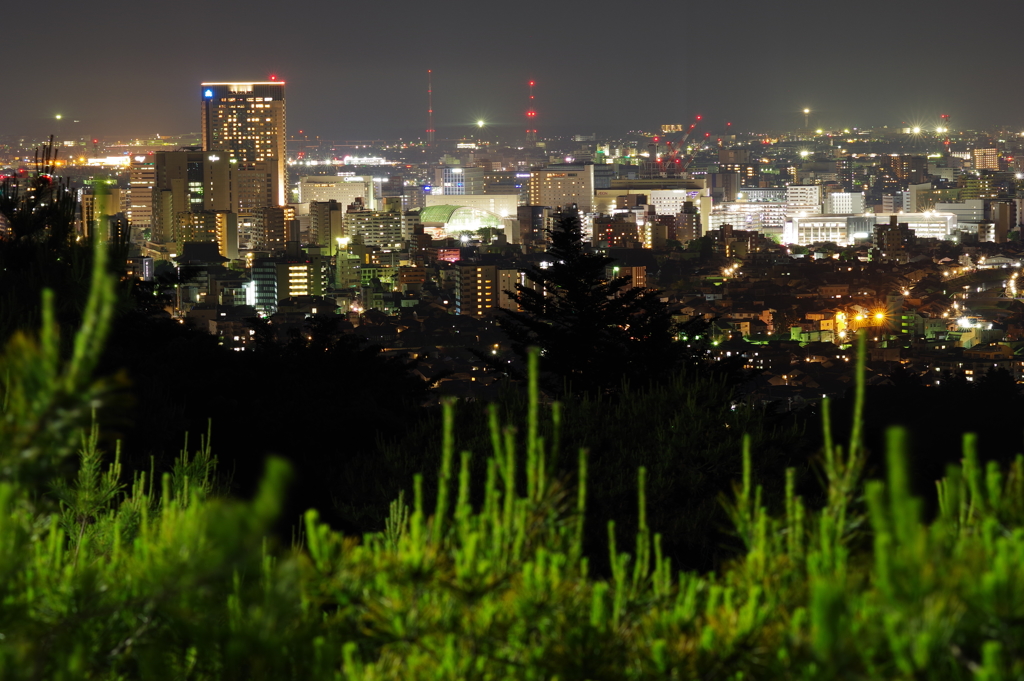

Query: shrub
left=2, top=240, right=1023, bottom=679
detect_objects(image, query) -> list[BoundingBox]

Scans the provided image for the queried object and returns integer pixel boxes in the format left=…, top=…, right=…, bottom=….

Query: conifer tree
left=496, top=207, right=695, bottom=396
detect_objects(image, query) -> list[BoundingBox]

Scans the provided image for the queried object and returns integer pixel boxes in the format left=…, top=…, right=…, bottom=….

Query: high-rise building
left=343, top=198, right=418, bottom=249
left=785, top=185, right=822, bottom=209
left=517, top=205, right=552, bottom=247
left=174, top=211, right=238, bottom=260
left=128, top=156, right=155, bottom=241
left=277, top=255, right=328, bottom=301
left=719, top=149, right=750, bottom=165
left=201, top=81, right=287, bottom=206
left=309, top=200, right=345, bottom=248
left=874, top=215, right=916, bottom=262
left=528, top=164, right=594, bottom=212
left=710, top=172, right=741, bottom=202
left=972, top=148, right=999, bottom=172
left=883, top=155, right=928, bottom=185
left=298, top=176, right=374, bottom=206
left=718, top=163, right=758, bottom=186
left=79, top=185, right=123, bottom=239
left=151, top=150, right=232, bottom=246
left=253, top=205, right=297, bottom=252
left=455, top=263, right=518, bottom=318
left=252, top=259, right=280, bottom=315
left=824, top=192, right=866, bottom=215
left=881, top=194, right=903, bottom=213
left=960, top=174, right=998, bottom=200
left=675, top=201, right=701, bottom=244
left=434, top=166, right=485, bottom=195
left=592, top=213, right=639, bottom=248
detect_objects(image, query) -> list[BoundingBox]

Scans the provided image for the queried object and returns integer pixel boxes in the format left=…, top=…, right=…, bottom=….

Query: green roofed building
left=417, top=204, right=516, bottom=241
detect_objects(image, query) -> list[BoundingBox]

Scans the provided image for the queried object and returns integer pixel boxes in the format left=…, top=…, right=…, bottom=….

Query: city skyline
left=2, top=0, right=1022, bottom=141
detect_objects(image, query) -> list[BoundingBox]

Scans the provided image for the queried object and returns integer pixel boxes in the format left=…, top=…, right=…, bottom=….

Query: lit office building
left=455, top=264, right=519, bottom=318
left=128, top=156, right=155, bottom=240
left=343, top=199, right=419, bottom=249
left=708, top=202, right=787, bottom=240
left=785, top=185, right=822, bottom=210
left=152, top=150, right=231, bottom=246
left=174, top=211, right=238, bottom=260
left=298, top=176, right=375, bottom=207
left=785, top=212, right=958, bottom=246
left=434, top=166, right=485, bottom=196
left=201, top=81, right=287, bottom=206
left=972, top=148, right=999, bottom=172
left=648, top=189, right=704, bottom=216
left=278, top=256, right=328, bottom=300
left=253, top=205, right=297, bottom=252
left=309, top=200, right=345, bottom=248
left=824, top=192, right=866, bottom=215
left=528, top=164, right=594, bottom=212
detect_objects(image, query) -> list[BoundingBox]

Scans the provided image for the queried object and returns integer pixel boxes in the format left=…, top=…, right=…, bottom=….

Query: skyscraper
left=128, top=155, right=155, bottom=241
left=151, top=149, right=231, bottom=246
left=201, top=81, right=287, bottom=206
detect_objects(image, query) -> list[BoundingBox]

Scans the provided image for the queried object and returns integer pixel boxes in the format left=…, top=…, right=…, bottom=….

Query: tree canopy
left=495, top=208, right=691, bottom=396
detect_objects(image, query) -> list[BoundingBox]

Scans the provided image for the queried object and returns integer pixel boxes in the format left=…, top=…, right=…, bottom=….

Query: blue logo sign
left=204, top=89, right=214, bottom=98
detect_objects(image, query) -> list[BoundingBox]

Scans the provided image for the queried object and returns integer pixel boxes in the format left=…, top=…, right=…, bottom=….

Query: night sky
left=4, top=0, right=1021, bottom=141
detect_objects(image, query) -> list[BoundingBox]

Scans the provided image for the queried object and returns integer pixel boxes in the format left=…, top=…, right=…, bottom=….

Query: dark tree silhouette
left=0, top=137, right=77, bottom=246
left=0, top=137, right=134, bottom=341
left=495, top=207, right=698, bottom=396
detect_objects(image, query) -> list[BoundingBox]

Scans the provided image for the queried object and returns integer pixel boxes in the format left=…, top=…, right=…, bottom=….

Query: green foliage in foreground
left=4, top=242, right=1024, bottom=679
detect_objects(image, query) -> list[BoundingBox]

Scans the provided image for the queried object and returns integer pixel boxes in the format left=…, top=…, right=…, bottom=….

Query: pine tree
left=497, top=207, right=694, bottom=396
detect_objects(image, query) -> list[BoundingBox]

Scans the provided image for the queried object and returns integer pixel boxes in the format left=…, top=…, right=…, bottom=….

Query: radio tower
left=526, top=80, right=537, bottom=142
left=427, top=70, right=435, bottom=145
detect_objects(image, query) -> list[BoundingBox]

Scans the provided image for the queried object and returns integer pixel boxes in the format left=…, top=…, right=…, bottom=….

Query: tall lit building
left=309, top=200, right=345, bottom=247
left=128, top=156, right=155, bottom=241
left=277, top=255, right=329, bottom=301
left=434, top=166, right=485, bottom=195
left=253, top=205, right=297, bottom=252
left=972, top=147, right=999, bottom=172
left=174, top=211, right=238, bottom=260
left=455, top=264, right=519, bottom=318
left=201, top=81, right=287, bottom=206
left=528, top=164, right=594, bottom=212
left=151, top=150, right=231, bottom=246
left=343, top=198, right=419, bottom=249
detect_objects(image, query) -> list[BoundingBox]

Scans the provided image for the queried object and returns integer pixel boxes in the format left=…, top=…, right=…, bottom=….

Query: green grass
left=2, top=239, right=1024, bottom=679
